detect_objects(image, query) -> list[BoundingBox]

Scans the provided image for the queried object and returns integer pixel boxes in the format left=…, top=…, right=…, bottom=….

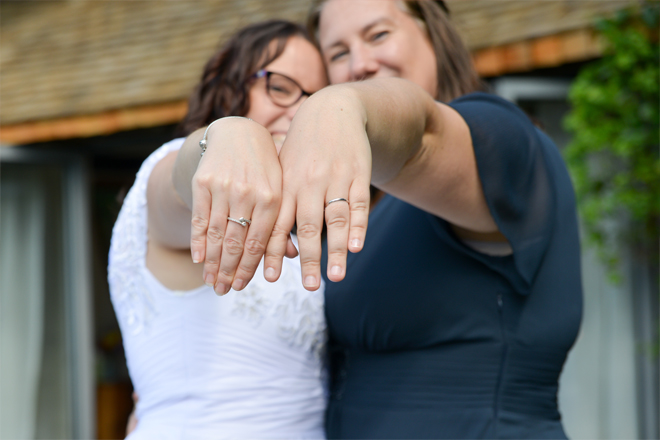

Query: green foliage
left=564, top=3, right=660, bottom=279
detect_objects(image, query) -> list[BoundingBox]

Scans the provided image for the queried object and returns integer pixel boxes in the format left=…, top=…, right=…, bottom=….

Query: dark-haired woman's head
left=308, top=0, right=483, bottom=102
left=179, top=20, right=327, bottom=148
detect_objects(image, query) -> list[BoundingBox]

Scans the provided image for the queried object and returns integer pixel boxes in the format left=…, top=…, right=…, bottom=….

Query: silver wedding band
left=227, top=217, right=252, bottom=227
left=325, top=198, right=349, bottom=208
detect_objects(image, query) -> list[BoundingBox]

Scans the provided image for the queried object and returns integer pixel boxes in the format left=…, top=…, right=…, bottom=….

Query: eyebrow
left=322, top=17, right=395, bottom=52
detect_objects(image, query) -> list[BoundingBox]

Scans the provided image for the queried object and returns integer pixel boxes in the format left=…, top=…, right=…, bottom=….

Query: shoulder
left=448, top=92, right=537, bottom=134
left=137, top=138, right=186, bottom=182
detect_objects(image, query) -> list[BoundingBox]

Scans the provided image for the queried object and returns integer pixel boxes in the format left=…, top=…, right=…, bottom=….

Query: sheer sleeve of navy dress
left=321, top=93, right=583, bottom=439
left=108, top=138, right=327, bottom=440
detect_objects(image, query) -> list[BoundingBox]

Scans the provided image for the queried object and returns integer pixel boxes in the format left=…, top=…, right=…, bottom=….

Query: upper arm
left=379, top=92, right=557, bottom=254
left=379, top=100, right=499, bottom=234
left=448, top=94, right=556, bottom=245
left=147, top=151, right=193, bottom=249
left=442, top=93, right=560, bottom=290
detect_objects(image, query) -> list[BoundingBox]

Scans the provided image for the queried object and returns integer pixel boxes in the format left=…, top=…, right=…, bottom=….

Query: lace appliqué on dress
left=232, top=263, right=327, bottom=360
left=273, top=289, right=326, bottom=361
left=231, top=283, right=273, bottom=326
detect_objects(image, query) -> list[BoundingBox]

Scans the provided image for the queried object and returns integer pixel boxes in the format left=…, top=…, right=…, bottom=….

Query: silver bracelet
left=199, top=116, right=252, bottom=156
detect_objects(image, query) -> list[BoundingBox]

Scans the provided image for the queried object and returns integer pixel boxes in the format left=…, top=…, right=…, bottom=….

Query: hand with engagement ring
left=183, top=117, right=291, bottom=296
left=227, top=217, right=252, bottom=227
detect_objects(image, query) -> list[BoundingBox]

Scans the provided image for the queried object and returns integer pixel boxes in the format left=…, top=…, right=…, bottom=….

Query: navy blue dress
left=321, top=93, right=583, bottom=439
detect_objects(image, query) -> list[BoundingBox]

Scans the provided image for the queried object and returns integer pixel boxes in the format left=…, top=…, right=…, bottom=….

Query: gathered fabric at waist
left=327, top=341, right=567, bottom=439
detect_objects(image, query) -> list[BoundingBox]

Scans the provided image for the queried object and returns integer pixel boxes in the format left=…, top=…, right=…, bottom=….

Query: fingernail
left=304, top=275, right=316, bottom=288
left=215, top=283, right=227, bottom=296
left=350, top=239, right=361, bottom=249
left=192, top=251, right=201, bottom=263
left=204, top=273, right=214, bottom=287
left=331, top=265, right=342, bottom=277
left=233, top=279, right=244, bottom=291
left=265, top=267, right=276, bottom=280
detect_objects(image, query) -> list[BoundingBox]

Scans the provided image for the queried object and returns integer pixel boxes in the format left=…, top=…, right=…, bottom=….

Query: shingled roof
left=0, top=0, right=635, bottom=144
left=1, top=0, right=310, bottom=125
left=448, top=0, right=634, bottom=49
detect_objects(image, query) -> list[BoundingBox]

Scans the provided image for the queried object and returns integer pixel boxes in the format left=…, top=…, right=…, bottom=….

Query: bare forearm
left=306, top=78, right=438, bottom=186
left=147, top=151, right=194, bottom=248
left=173, top=127, right=205, bottom=209
left=296, top=77, right=496, bottom=233
left=146, top=129, right=205, bottom=249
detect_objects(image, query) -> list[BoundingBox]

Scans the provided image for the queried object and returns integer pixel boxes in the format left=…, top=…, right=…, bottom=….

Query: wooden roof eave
left=0, top=101, right=188, bottom=146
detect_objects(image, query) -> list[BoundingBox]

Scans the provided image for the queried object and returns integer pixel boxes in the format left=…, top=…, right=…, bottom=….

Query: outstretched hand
left=188, top=117, right=291, bottom=295
left=263, top=89, right=372, bottom=290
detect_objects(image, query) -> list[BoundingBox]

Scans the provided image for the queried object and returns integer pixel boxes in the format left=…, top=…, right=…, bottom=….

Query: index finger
left=294, top=189, right=325, bottom=291
left=263, top=192, right=296, bottom=283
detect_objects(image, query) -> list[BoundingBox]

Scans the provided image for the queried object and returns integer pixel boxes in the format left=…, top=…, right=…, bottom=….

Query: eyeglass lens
left=266, top=73, right=303, bottom=107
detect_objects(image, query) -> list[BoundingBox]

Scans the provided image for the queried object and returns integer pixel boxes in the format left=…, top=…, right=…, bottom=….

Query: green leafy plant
left=564, top=2, right=659, bottom=281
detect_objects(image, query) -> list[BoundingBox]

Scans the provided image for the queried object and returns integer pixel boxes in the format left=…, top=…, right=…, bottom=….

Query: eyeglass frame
left=252, top=69, right=314, bottom=108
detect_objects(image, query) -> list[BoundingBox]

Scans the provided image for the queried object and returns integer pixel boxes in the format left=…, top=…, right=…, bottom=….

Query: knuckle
left=216, top=271, right=232, bottom=284
left=350, top=223, right=367, bottom=234
left=190, top=236, right=206, bottom=247
left=220, top=178, right=232, bottom=192
left=244, top=239, right=266, bottom=257
left=299, top=257, right=321, bottom=269
left=328, top=248, right=347, bottom=257
left=206, top=227, right=224, bottom=243
left=258, top=189, right=278, bottom=207
left=326, top=215, right=349, bottom=229
left=270, top=223, right=290, bottom=238
left=263, top=250, right=279, bottom=260
left=350, top=200, right=369, bottom=212
left=235, top=269, right=254, bottom=285
left=204, top=256, right=219, bottom=266
left=210, top=178, right=231, bottom=193
left=296, top=223, right=321, bottom=239
left=223, top=237, right=244, bottom=255
left=191, top=215, right=209, bottom=230
left=193, top=173, right=212, bottom=188
left=233, top=182, right=251, bottom=199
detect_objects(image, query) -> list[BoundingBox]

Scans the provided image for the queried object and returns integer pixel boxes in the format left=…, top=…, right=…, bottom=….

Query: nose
left=349, top=44, right=379, bottom=81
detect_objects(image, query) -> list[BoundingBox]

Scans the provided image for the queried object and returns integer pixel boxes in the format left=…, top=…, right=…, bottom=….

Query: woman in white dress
left=108, top=20, right=328, bottom=439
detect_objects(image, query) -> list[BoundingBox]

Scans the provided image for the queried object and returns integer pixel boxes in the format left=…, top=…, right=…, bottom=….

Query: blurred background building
left=1, top=1, right=657, bottom=439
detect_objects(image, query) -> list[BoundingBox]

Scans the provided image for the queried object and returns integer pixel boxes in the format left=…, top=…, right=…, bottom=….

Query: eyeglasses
left=253, top=69, right=313, bottom=108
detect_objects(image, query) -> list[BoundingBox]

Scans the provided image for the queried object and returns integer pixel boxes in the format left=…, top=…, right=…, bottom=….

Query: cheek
left=246, top=90, right=275, bottom=125
left=380, top=41, right=406, bottom=69
left=327, top=64, right=351, bottom=85
left=412, top=47, right=438, bottom=97
left=395, top=35, right=438, bottom=97
left=245, top=88, right=262, bottom=119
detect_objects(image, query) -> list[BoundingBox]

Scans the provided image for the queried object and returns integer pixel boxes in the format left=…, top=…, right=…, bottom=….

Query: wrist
left=305, top=85, right=367, bottom=126
left=199, top=116, right=253, bottom=156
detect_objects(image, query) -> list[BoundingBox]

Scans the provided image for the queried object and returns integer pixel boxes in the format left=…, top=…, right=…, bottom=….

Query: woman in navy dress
left=184, top=1, right=583, bottom=438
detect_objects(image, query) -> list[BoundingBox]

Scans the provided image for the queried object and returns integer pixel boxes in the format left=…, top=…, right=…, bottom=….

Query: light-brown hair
left=307, top=0, right=484, bottom=102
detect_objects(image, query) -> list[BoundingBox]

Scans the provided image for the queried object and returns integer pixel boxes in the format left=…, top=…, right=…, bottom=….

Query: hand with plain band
left=263, top=89, right=372, bottom=290
left=325, top=198, right=349, bottom=208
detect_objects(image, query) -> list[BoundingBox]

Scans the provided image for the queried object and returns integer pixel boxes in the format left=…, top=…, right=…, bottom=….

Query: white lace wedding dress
left=108, top=138, right=327, bottom=439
